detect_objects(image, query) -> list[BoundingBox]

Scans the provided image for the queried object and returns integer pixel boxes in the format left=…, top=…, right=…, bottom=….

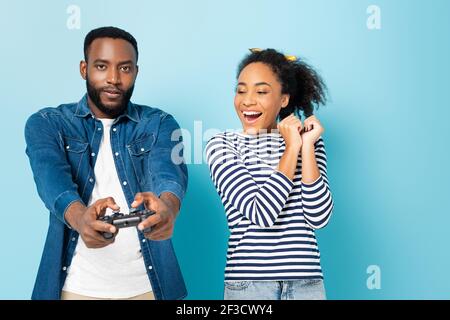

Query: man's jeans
left=224, top=279, right=326, bottom=300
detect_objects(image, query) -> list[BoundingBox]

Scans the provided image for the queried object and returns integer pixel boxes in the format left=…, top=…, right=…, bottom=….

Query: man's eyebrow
left=91, top=59, right=134, bottom=65
left=92, top=59, right=109, bottom=64
left=118, top=60, right=134, bottom=66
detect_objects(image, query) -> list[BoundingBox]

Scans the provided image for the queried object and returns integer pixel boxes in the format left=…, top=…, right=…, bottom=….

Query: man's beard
left=86, top=76, right=134, bottom=118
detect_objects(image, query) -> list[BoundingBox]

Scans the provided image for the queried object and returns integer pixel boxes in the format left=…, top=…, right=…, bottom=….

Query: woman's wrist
left=301, top=141, right=315, bottom=153
left=284, top=144, right=302, bottom=154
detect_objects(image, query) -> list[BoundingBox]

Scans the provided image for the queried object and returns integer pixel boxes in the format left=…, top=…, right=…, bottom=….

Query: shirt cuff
left=301, top=175, right=323, bottom=188
left=154, top=180, right=186, bottom=203
left=273, top=170, right=295, bottom=189
left=54, top=190, right=83, bottom=227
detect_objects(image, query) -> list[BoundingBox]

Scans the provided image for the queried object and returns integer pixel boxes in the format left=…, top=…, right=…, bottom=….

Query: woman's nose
left=242, top=93, right=256, bottom=106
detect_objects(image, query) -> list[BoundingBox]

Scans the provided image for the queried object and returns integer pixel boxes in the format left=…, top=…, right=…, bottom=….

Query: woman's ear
left=281, top=94, right=290, bottom=108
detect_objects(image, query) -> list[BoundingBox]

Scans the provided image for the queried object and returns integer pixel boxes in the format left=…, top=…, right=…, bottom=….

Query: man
left=24, top=26, right=188, bottom=300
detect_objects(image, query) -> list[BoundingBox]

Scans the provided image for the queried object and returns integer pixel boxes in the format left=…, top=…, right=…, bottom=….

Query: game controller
left=98, top=208, right=155, bottom=239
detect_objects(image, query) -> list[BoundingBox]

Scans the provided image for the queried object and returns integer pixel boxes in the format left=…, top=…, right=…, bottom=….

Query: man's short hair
left=84, top=26, right=138, bottom=62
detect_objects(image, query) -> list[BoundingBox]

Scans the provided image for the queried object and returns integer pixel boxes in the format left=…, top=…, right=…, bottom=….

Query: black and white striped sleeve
left=301, top=137, right=334, bottom=229
left=206, top=135, right=294, bottom=228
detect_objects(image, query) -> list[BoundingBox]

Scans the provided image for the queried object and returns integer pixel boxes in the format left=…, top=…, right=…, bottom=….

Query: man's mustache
left=101, top=86, right=123, bottom=95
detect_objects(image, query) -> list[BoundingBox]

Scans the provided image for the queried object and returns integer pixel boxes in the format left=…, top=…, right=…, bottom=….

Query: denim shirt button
left=91, top=153, right=96, bottom=157
left=115, top=152, right=119, bottom=156
left=142, top=239, right=146, bottom=243
left=123, top=181, right=127, bottom=186
left=112, top=128, right=117, bottom=132
left=71, top=237, right=76, bottom=241
left=148, top=266, right=153, bottom=270
left=97, top=127, right=102, bottom=131
left=65, top=145, right=70, bottom=150
left=89, top=178, right=94, bottom=183
left=62, top=266, right=67, bottom=271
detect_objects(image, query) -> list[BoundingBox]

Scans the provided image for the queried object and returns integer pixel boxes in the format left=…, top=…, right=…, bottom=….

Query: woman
left=206, top=48, right=334, bottom=300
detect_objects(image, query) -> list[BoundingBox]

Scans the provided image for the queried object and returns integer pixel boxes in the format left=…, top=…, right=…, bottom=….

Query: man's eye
left=121, top=66, right=131, bottom=72
left=96, top=65, right=106, bottom=70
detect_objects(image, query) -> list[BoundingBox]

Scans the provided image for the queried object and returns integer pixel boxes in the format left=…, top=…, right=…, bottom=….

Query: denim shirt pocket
left=127, top=135, right=154, bottom=188
left=62, top=136, right=89, bottom=179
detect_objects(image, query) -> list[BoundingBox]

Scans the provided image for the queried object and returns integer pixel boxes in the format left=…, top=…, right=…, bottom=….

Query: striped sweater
left=206, top=132, right=334, bottom=281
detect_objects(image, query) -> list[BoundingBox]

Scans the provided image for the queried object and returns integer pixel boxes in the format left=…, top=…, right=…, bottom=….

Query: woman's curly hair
left=237, top=48, right=327, bottom=120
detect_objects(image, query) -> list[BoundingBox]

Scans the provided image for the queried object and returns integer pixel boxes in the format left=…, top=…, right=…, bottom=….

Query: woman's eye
left=257, top=91, right=268, bottom=95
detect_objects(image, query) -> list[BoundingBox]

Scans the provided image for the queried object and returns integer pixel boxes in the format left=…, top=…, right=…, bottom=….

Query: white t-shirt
left=62, top=118, right=152, bottom=298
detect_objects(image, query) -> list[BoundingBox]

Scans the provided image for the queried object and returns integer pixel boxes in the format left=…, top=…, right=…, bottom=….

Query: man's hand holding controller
left=64, top=191, right=179, bottom=248
left=64, top=197, right=120, bottom=249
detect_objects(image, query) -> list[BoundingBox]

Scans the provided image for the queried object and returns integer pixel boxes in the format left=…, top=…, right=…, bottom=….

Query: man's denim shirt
left=24, top=95, right=188, bottom=300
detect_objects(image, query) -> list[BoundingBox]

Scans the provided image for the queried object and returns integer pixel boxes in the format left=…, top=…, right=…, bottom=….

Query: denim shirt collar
left=74, top=94, right=140, bottom=123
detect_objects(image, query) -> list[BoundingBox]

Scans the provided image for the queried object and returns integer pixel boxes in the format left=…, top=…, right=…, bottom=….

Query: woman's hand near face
left=301, top=115, right=324, bottom=147
left=276, top=114, right=303, bottom=181
left=277, top=114, right=303, bottom=152
left=300, top=115, right=324, bottom=184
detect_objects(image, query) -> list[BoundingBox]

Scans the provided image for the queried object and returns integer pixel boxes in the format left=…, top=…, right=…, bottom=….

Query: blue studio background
left=1, top=0, right=449, bottom=299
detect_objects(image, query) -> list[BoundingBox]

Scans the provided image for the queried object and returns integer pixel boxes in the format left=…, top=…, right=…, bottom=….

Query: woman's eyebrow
left=237, top=82, right=272, bottom=87
left=255, top=82, right=272, bottom=87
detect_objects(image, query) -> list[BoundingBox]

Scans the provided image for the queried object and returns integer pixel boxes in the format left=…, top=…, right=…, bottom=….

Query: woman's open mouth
left=242, top=111, right=262, bottom=124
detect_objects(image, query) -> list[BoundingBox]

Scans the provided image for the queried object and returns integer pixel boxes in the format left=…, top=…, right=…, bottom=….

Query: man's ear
left=281, top=94, right=290, bottom=108
left=80, top=60, right=87, bottom=80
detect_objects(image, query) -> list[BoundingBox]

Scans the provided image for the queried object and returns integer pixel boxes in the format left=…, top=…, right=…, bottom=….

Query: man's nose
left=107, top=68, right=120, bottom=85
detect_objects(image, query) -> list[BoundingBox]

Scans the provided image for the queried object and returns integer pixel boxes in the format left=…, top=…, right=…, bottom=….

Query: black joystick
left=98, top=208, right=155, bottom=239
